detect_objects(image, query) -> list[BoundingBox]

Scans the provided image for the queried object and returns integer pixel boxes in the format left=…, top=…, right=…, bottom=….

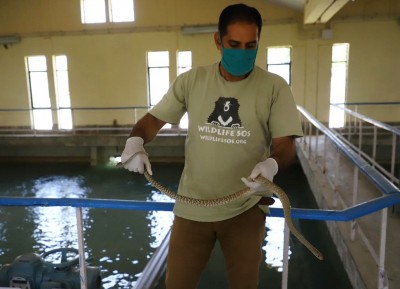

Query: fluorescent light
left=181, top=25, right=218, bottom=35
left=0, top=35, right=21, bottom=45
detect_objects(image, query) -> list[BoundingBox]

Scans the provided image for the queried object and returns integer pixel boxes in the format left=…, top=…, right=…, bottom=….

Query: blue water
left=0, top=162, right=352, bottom=289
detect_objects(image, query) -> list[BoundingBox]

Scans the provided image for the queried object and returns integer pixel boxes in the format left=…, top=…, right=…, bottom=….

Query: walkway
left=297, top=135, right=399, bottom=289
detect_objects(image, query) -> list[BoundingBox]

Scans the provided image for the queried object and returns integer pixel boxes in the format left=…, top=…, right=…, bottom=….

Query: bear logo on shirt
left=207, top=97, right=242, bottom=128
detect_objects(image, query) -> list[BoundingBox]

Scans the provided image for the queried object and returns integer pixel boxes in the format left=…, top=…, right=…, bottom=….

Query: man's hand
left=121, top=137, right=153, bottom=175
left=241, top=158, right=278, bottom=193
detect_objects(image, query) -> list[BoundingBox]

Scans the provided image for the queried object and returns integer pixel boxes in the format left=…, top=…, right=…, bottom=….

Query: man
left=121, top=3, right=303, bottom=289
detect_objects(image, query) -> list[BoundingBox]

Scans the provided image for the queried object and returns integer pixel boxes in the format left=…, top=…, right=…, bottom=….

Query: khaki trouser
left=165, top=205, right=266, bottom=289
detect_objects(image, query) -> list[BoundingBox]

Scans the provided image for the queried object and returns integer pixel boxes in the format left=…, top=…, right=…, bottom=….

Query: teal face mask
left=220, top=36, right=258, bottom=77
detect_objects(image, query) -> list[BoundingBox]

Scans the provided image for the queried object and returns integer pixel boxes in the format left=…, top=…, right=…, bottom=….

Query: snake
left=142, top=171, right=324, bottom=261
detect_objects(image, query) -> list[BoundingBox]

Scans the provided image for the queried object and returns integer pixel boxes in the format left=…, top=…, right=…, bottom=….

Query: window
left=81, top=0, right=106, bottom=23
left=177, top=51, right=192, bottom=75
left=26, top=56, right=53, bottom=130
left=54, top=55, right=73, bottom=130
left=147, top=51, right=170, bottom=107
left=146, top=51, right=192, bottom=130
left=266, top=47, right=291, bottom=85
left=26, top=55, right=74, bottom=130
left=329, top=43, right=349, bottom=128
left=109, top=0, right=134, bottom=22
left=177, top=51, right=192, bottom=129
left=81, top=0, right=134, bottom=24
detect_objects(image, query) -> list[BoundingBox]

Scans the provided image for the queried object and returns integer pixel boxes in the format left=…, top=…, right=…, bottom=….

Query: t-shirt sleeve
left=268, top=76, right=303, bottom=138
left=149, top=74, right=187, bottom=125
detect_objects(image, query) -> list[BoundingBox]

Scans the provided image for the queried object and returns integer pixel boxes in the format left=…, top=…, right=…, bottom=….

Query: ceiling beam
left=304, top=0, right=349, bottom=24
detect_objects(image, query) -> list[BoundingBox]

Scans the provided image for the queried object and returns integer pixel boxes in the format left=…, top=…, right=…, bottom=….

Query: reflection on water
left=0, top=216, right=5, bottom=256
left=108, top=157, right=288, bottom=271
left=24, top=172, right=284, bottom=272
left=0, top=164, right=177, bottom=289
left=146, top=191, right=174, bottom=248
left=263, top=198, right=291, bottom=272
left=101, top=188, right=174, bottom=289
left=0, top=163, right=352, bottom=289
left=1, top=164, right=289, bottom=283
left=29, top=176, right=89, bottom=254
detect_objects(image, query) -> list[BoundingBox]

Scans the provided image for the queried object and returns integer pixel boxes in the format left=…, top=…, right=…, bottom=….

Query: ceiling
left=267, top=0, right=305, bottom=11
left=268, top=0, right=351, bottom=24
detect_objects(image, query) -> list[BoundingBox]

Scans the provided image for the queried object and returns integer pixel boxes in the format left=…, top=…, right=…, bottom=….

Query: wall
left=0, top=0, right=399, bottom=127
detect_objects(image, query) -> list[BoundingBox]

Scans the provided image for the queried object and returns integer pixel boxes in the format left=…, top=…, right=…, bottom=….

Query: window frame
left=147, top=51, right=170, bottom=107
left=81, top=0, right=134, bottom=24
left=26, top=55, right=53, bottom=130
left=53, top=55, right=73, bottom=130
left=266, top=46, right=292, bottom=85
left=176, top=51, right=192, bottom=129
left=329, top=43, right=350, bottom=128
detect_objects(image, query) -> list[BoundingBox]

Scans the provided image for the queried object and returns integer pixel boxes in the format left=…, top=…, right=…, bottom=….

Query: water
left=0, top=162, right=352, bottom=289
left=0, top=162, right=176, bottom=288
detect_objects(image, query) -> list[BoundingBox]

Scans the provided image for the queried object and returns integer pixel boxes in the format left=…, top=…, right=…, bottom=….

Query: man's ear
left=214, top=32, right=221, bottom=50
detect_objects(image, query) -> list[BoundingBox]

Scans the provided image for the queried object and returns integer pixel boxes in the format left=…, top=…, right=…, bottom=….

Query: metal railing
left=1, top=187, right=399, bottom=289
left=297, top=105, right=400, bottom=289
left=0, top=106, right=148, bottom=135
left=1, top=105, right=400, bottom=289
left=330, top=102, right=400, bottom=187
left=0, top=106, right=189, bottom=136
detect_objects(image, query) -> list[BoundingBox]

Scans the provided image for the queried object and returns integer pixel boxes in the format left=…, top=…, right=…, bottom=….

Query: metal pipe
left=297, top=105, right=399, bottom=195
left=372, top=126, right=377, bottom=167
left=314, top=127, right=319, bottom=163
left=351, top=167, right=359, bottom=240
left=281, top=223, right=290, bottom=289
left=1, top=192, right=399, bottom=221
left=378, top=208, right=388, bottom=289
left=390, top=134, right=396, bottom=183
left=76, top=208, right=87, bottom=289
left=333, top=150, right=340, bottom=208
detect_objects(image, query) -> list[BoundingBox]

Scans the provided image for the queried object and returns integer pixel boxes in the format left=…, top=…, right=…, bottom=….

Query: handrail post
left=390, top=134, right=396, bottom=184
left=322, top=134, right=327, bottom=173
left=333, top=149, right=340, bottom=208
left=378, top=208, right=388, bottom=289
left=134, top=108, right=138, bottom=124
left=352, top=106, right=357, bottom=137
left=372, top=126, right=377, bottom=168
left=71, top=108, right=76, bottom=135
left=351, top=167, right=359, bottom=241
left=358, top=118, right=362, bottom=154
left=314, top=127, right=319, bottom=163
left=281, top=223, right=290, bottom=289
left=308, top=122, right=312, bottom=160
left=76, top=207, right=88, bottom=289
left=347, top=110, right=352, bottom=141
left=301, top=114, right=307, bottom=154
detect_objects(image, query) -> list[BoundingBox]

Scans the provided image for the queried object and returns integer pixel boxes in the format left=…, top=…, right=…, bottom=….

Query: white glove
left=120, top=137, right=153, bottom=175
left=241, top=158, right=278, bottom=193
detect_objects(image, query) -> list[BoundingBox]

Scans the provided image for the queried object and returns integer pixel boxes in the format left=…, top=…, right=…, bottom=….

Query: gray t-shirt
left=150, top=63, right=303, bottom=221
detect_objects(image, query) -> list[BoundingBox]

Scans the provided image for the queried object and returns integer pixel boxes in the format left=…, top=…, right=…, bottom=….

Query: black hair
left=218, top=3, right=262, bottom=37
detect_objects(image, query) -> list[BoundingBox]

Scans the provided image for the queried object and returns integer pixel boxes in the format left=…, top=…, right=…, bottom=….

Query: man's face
left=217, top=22, right=259, bottom=50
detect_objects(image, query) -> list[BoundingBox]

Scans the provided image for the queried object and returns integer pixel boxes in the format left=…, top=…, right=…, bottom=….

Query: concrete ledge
left=0, top=134, right=186, bottom=165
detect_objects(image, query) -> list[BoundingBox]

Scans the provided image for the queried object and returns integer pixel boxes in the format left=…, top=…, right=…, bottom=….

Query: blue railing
left=297, top=105, right=400, bottom=289
left=1, top=191, right=399, bottom=222
left=1, top=105, right=400, bottom=289
left=330, top=102, right=400, bottom=186
left=1, top=105, right=399, bottom=216
left=298, top=105, right=399, bottom=194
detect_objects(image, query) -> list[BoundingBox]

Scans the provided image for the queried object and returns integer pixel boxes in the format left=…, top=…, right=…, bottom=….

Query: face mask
left=220, top=36, right=258, bottom=77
